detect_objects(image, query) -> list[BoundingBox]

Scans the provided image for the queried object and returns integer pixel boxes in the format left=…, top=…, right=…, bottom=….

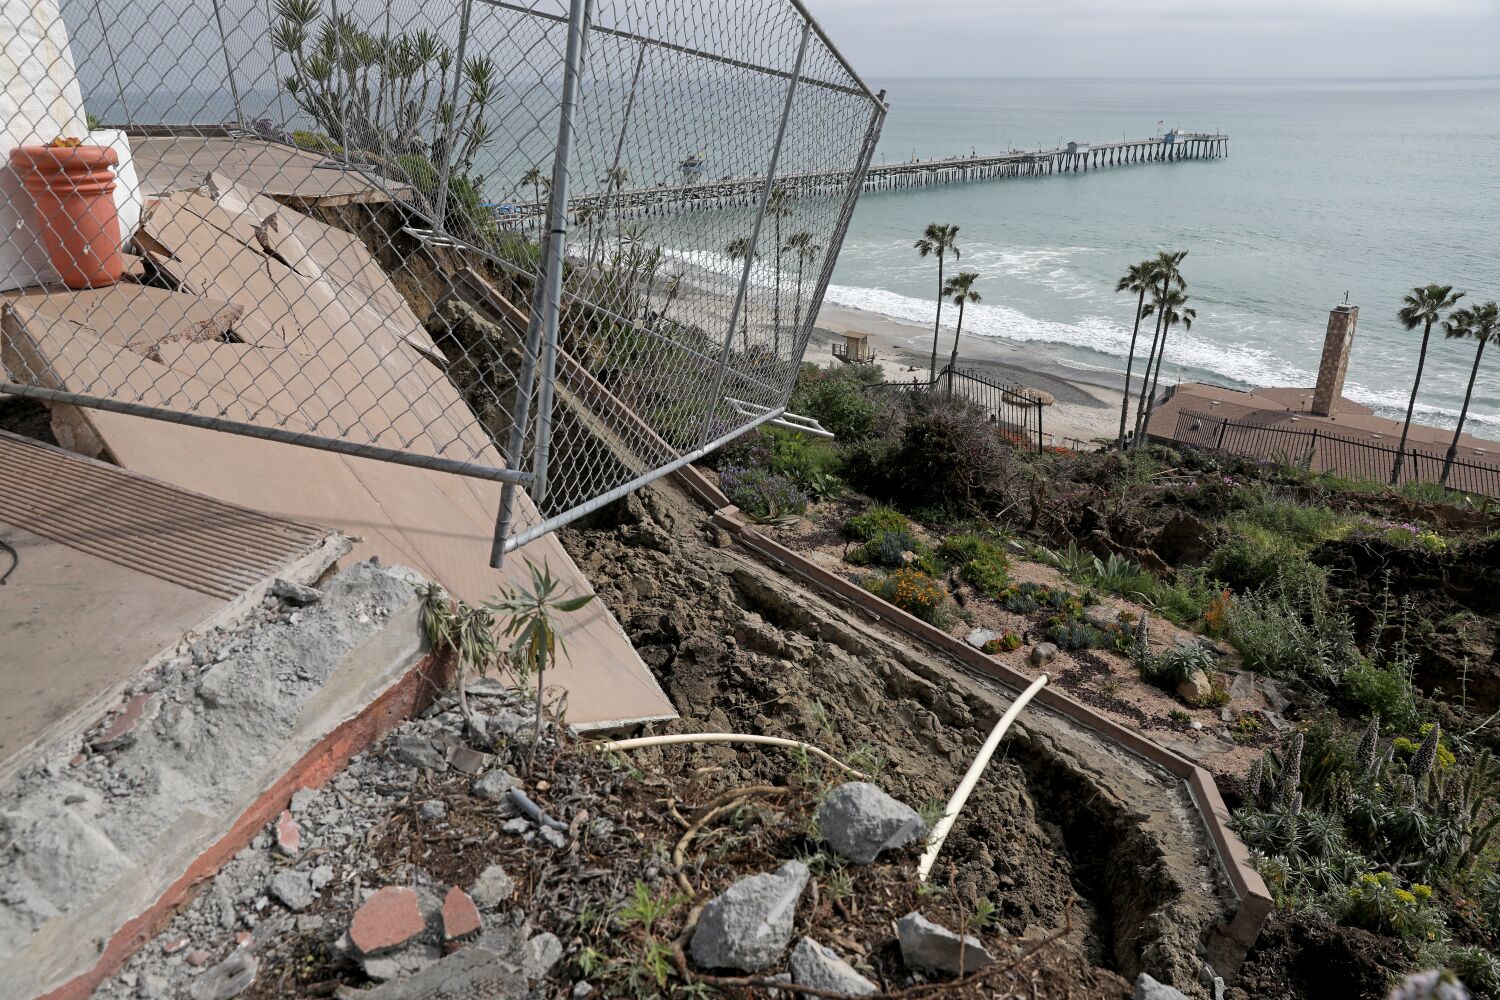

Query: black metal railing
left=1173, top=410, right=1500, bottom=498
left=866, top=364, right=1048, bottom=452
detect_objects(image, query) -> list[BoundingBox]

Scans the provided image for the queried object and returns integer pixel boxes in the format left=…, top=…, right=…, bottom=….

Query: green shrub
left=790, top=365, right=882, bottom=441
left=719, top=467, right=807, bottom=521
left=939, top=533, right=1011, bottom=597
left=1138, top=567, right=1220, bottom=627
left=848, top=529, right=939, bottom=574
left=1139, top=643, right=1216, bottom=691
left=1043, top=615, right=1103, bottom=650
left=1429, top=944, right=1500, bottom=998
left=1227, top=491, right=1347, bottom=548
left=1223, top=586, right=1354, bottom=686
left=1343, top=872, right=1444, bottom=942
left=881, top=393, right=1012, bottom=514
left=1343, top=659, right=1418, bottom=728
left=844, top=504, right=908, bottom=542
left=1208, top=528, right=1327, bottom=599
left=863, top=568, right=950, bottom=625
left=982, top=631, right=1022, bottom=654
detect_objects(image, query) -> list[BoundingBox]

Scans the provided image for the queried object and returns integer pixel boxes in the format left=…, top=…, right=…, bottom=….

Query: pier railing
left=869, top=365, right=1048, bottom=452
left=3, top=0, right=885, bottom=563
left=1173, top=411, right=1500, bottom=499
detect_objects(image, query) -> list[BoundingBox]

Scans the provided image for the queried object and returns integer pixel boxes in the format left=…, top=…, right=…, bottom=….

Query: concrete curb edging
left=672, top=465, right=1273, bottom=971
left=34, top=651, right=453, bottom=1000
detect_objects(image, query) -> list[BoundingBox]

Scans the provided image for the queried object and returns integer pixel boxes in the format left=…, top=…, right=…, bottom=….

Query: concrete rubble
left=789, top=936, right=877, bottom=995
left=0, top=559, right=431, bottom=1000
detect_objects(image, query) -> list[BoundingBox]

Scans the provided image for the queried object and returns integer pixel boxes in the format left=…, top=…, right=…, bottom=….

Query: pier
left=505, top=131, right=1229, bottom=226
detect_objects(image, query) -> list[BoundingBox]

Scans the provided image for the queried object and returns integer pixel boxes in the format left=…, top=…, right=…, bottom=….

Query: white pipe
left=918, top=674, right=1049, bottom=881
left=597, top=733, right=868, bottom=779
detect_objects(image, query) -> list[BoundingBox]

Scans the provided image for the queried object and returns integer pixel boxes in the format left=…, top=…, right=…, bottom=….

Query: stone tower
left=1312, top=303, right=1358, bottom=417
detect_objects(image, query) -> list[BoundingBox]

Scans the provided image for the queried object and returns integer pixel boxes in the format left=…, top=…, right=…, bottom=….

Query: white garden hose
left=918, top=673, right=1049, bottom=881
left=596, top=733, right=869, bottom=779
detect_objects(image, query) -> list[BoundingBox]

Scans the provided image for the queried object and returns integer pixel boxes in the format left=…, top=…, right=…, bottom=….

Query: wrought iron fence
left=1173, top=410, right=1500, bottom=498
left=0, top=0, right=884, bottom=563
left=866, top=364, right=1049, bottom=452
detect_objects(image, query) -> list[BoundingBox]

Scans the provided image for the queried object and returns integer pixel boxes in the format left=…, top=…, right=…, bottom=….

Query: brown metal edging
left=674, top=465, right=1272, bottom=952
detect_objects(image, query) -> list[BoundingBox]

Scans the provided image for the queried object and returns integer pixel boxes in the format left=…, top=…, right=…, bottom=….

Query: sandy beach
left=812, top=302, right=1140, bottom=446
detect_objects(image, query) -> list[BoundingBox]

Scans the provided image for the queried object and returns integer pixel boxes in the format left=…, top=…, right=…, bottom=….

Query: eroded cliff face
left=560, top=478, right=1236, bottom=995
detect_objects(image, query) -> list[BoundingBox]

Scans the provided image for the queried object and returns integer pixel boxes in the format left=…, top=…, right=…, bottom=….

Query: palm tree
left=574, top=203, right=597, bottom=265
left=1114, top=258, right=1159, bottom=449
left=1392, top=283, right=1465, bottom=484
left=726, top=236, right=760, bottom=351
left=767, top=185, right=794, bottom=357
left=941, top=271, right=981, bottom=396
left=1439, top=300, right=1497, bottom=486
left=785, top=230, right=822, bottom=334
left=520, top=165, right=547, bottom=236
left=1136, top=287, right=1197, bottom=444
left=1132, top=250, right=1189, bottom=446
left=915, top=223, right=961, bottom=382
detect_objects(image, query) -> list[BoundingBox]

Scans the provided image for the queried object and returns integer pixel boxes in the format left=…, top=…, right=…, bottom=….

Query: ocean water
left=823, top=77, right=1500, bottom=436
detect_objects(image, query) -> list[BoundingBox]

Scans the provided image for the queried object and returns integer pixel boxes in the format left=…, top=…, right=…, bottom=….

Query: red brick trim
left=35, top=653, right=453, bottom=1000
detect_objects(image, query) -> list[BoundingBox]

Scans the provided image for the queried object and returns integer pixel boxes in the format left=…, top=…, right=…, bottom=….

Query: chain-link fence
left=1, top=0, right=884, bottom=563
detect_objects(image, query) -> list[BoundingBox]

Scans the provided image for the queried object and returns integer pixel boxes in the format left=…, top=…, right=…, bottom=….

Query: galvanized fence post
left=210, top=0, right=245, bottom=123
left=792, top=91, right=886, bottom=363
left=489, top=0, right=595, bottom=567
left=434, top=0, right=476, bottom=229
left=696, top=21, right=812, bottom=450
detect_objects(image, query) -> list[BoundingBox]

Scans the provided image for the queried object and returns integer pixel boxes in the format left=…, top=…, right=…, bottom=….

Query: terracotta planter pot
left=9, top=144, right=124, bottom=289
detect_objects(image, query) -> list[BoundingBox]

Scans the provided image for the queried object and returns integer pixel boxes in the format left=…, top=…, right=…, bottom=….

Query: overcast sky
left=809, top=0, right=1500, bottom=82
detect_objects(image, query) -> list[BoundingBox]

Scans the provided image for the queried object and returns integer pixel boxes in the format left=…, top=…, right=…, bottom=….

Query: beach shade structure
left=0, top=0, right=887, bottom=565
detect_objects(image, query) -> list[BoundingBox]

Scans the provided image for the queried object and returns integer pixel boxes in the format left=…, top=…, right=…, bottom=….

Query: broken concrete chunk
left=418, top=799, right=448, bottom=822
left=188, top=950, right=258, bottom=1000
left=964, top=628, right=999, bottom=650
left=1029, top=642, right=1059, bottom=666
left=350, top=886, right=426, bottom=956
left=896, top=912, right=993, bottom=976
left=392, top=736, right=447, bottom=772
left=790, top=936, right=876, bottom=995
left=817, top=782, right=927, bottom=864
left=1135, top=972, right=1192, bottom=1000
left=470, top=865, right=515, bottom=908
left=525, top=932, right=564, bottom=981
left=472, top=768, right=520, bottom=802
left=447, top=745, right=491, bottom=775
left=92, top=692, right=154, bottom=752
left=271, top=577, right=323, bottom=606
left=268, top=870, right=314, bottom=912
left=689, top=860, right=809, bottom=972
left=196, top=665, right=234, bottom=708
left=363, top=930, right=527, bottom=998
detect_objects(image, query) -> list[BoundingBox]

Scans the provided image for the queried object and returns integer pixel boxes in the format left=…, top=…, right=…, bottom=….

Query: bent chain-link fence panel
left=0, top=0, right=884, bottom=562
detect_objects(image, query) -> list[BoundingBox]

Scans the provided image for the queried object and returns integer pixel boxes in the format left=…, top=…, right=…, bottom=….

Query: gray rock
left=472, top=769, right=520, bottom=802
left=690, top=860, right=809, bottom=972
left=268, top=870, right=314, bottom=912
left=418, top=799, right=448, bottom=822
left=470, top=865, right=515, bottom=908
left=137, top=972, right=169, bottom=999
left=310, top=864, right=335, bottom=890
left=196, top=665, right=234, bottom=708
left=896, top=912, right=993, bottom=976
left=816, top=782, right=927, bottom=864
left=1259, top=677, right=1291, bottom=713
left=525, top=932, right=564, bottom=981
left=1176, top=670, right=1212, bottom=704
left=392, top=736, right=446, bottom=771
left=1198, top=636, right=1231, bottom=656
left=964, top=628, right=1000, bottom=650
left=539, top=826, right=568, bottom=849
left=1228, top=671, right=1256, bottom=701
left=271, top=578, right=323, bottom=606
left=1134, top=972, right=1192, bottom=1000
left=572, top=982, right=593, bottom=999
left=1083, top=605, right=1120, bottom=630
left=1029, top=642, right=1059, bottom=666
left=789, top=937, right=876, bottom=995
left=447, top=746, right=490, bottom=775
